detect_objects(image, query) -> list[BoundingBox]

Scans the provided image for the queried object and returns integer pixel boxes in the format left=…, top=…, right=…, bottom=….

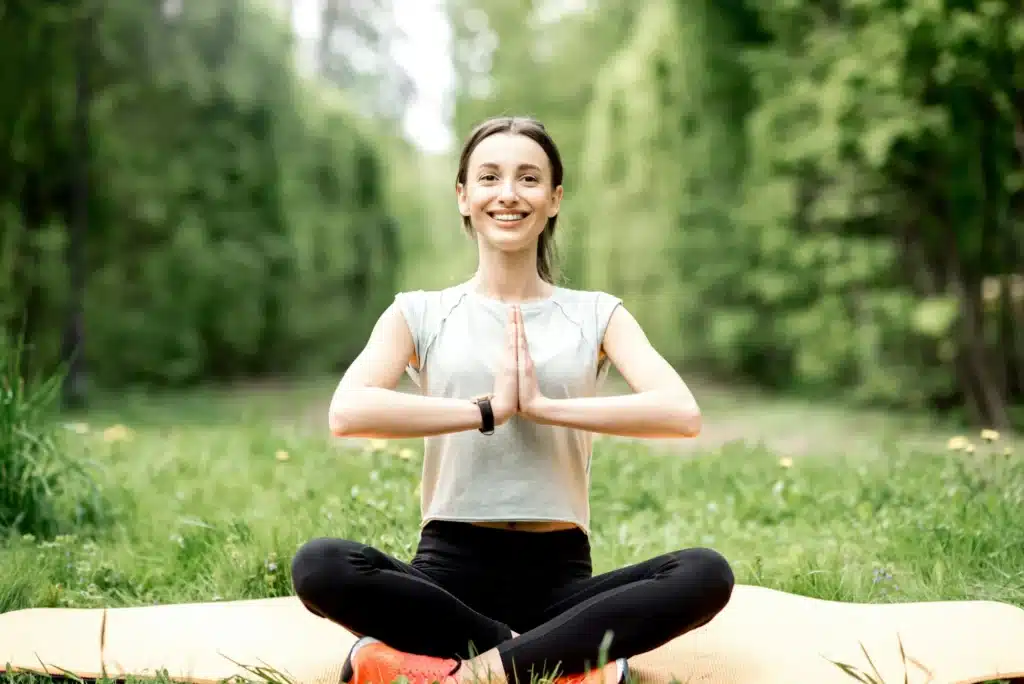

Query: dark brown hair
left=456, top=116, right=564, bottom=284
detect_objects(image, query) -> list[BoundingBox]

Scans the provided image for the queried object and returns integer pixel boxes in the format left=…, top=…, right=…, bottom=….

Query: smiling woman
left=291, top=116, right=728, bottom=684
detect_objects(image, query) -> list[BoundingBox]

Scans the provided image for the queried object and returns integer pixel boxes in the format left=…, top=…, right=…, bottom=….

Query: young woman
left=290, top=116, right=734, bottom=684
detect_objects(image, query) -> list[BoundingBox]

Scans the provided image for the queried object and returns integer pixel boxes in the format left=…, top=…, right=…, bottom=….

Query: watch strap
left=473, top=396, right=495, bottom=435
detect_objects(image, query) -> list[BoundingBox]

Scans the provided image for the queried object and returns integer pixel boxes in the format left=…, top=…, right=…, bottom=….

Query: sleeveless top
left=395, top=282, right=623, bottom=535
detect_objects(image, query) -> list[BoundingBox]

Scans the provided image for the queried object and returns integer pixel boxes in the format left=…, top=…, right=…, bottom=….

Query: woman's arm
left=525, top=306, right=701, bottom=439
left=328, top=303, right=485, bottom=439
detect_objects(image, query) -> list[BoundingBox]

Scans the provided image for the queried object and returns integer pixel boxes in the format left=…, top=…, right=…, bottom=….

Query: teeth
left=493, top=213, right=525, bottom=221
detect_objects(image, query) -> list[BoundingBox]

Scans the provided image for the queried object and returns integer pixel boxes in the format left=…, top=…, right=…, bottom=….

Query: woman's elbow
left=328, top=408, right=349, bottom=437
left=328, top=395, right=360, bottom=437
left=677, top=401, right=702, bottom=438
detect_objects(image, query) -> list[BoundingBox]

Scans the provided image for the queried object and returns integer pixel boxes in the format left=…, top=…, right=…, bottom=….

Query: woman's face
left=457, top=132, right=563, bottom=254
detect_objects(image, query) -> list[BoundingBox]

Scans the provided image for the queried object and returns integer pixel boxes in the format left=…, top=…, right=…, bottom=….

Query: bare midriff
left=469, top=520, right=578, bottom=532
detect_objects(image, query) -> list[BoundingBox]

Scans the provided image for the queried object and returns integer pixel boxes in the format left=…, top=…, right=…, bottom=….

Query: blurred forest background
left=3, top=0, right=1024, bottom=430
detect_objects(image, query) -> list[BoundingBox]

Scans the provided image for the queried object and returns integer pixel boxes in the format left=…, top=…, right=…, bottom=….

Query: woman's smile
left=488, top=210, right=532, bottom=229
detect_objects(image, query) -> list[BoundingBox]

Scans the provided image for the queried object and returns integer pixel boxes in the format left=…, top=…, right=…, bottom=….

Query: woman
left=290, top=116, right=734, bottom=684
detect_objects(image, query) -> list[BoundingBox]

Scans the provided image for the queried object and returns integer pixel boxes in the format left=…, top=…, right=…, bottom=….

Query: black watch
left=473, top=396, right=495, bottom=435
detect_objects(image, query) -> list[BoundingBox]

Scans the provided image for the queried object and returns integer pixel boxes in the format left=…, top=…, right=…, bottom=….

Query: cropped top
left=394, top=282, right=623, bottom=535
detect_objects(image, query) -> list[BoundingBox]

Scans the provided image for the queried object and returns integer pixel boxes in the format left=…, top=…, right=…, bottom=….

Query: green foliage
left=721, top=0, right=1022, bottom=422
left=1, top=0, right=403, bottom=390
left=0, top=338, right=112, bottom=540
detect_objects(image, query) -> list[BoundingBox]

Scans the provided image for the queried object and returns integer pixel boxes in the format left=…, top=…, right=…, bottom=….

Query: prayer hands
left=490, top=307, right=520, bottom=425
left=513, top=306, right=544, bottom=417
left=489, top=305, right=546, bottom=426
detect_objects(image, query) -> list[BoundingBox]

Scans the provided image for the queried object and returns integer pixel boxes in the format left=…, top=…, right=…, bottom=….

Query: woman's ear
left=548, top=185, right=564, bottom=218
left=456, top=182, right=470, bottom=217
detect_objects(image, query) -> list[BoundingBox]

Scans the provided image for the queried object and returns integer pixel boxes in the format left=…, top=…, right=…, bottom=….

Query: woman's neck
left=471, top=245, right=552, bottom=302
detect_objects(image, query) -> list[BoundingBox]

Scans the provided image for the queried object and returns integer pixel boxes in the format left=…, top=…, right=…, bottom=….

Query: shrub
left=0, top=337, right=113, bottom=539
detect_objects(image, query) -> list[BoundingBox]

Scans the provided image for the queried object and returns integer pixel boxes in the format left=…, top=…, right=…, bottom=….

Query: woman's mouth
left=489, top=211, right=530, bottom=227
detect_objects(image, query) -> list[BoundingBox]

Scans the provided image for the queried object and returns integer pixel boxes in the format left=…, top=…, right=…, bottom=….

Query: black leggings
left=291, top=521, right=734, bottom=681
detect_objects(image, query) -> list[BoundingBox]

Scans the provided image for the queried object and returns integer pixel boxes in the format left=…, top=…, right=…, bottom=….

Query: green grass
left=2, top=379, right=1024, bottom=684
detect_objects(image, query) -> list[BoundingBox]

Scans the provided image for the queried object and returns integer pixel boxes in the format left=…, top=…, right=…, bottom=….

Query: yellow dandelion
left=1004, top=447, right=1013, bottom=457
left=369, top=439, right=388, bottom=451
left=981, top=429, right=999, bottom=442
left=102, top=424, right=133, bottom=443
left=947, top=436, right=968, bottom=451
left=778, top=456, right=793, bottom=469
left=64, top=422, right=90, bottom=434
left=398, top=448, right=415, bottom=461
left=275, top=450, right=290, bottom=462
left=965, top=443, right=975, bottom=454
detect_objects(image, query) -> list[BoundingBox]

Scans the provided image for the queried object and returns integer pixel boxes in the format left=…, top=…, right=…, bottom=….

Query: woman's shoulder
left=549, top=287, right=624, bottom=342
left=393, top=283, right=470, bottom=327
left=550, top=287, right=624, bottom=323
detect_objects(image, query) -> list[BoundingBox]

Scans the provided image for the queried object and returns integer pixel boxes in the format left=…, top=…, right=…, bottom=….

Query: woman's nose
left=498, top=181, right=517, bottom=201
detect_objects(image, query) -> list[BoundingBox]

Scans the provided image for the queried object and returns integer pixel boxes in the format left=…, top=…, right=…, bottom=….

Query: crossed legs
left=290, top=536, right=734, bottom=683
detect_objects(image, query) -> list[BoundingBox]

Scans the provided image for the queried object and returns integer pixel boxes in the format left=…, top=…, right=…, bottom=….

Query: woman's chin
left=477, top=224, right=544, bottom=253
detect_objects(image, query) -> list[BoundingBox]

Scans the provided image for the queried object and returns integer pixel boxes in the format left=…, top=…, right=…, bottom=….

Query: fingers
left=506, top=307, right=519, bottom=389
left=516, top=306, right=531, bottom=374
left=518, top=310, right=525, bottom=364
left=505, top=306, right=533, bottom=374
left=513, top=306, right=520, bottom=351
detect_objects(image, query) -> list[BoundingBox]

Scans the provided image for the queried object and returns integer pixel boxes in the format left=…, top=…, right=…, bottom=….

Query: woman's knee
left=672, top=547, right=735, bottom=614
left=290, top=537, right=367, bottom=608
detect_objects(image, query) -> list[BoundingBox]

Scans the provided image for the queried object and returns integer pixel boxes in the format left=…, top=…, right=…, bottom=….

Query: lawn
left=2, top=375, right=1023, bottom=684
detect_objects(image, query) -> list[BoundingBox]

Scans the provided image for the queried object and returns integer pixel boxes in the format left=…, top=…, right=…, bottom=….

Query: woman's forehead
left=468, top=133, right=551, bottom=172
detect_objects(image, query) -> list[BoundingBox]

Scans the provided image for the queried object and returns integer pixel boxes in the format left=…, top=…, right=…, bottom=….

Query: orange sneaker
left=341, top=637, right=462, bottom=684
left=552, top=658, right=628, bottom=684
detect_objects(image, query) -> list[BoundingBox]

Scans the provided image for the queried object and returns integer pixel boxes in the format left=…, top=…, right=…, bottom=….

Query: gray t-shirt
left=395, top=282, right=623, bottom=535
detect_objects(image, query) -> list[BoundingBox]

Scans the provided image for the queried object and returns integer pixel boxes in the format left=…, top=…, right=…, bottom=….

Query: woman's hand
left=515, top=305, right=547, bottom=417
left=489, top=306, right=520, bottom=425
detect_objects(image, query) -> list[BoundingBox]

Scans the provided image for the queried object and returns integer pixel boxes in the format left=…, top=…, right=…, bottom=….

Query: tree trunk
left=61, top=0, right=92, bottom=410
left=947, top=258, right=1010, bottom=430
left=1001, top=276, right=1024, bottom=400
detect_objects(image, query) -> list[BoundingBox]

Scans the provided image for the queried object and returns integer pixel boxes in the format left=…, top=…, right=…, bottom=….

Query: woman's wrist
left=489, top=396, right=517, bottom=426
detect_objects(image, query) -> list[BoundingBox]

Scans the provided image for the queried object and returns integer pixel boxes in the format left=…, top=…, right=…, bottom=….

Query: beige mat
left=2, top=585, right=1023, bottom=684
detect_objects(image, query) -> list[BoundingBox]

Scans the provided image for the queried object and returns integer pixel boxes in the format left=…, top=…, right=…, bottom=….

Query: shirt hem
left=420, top=514, right=591, bottom=536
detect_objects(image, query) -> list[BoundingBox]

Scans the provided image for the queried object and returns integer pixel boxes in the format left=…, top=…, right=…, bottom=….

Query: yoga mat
left=2, top=585, right=1023, bottom=684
